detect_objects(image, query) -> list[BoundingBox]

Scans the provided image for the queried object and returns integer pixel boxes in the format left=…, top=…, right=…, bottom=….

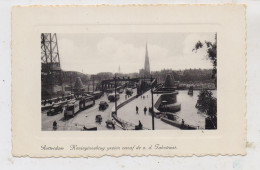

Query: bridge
left=95, top=77, right=156, bottom=91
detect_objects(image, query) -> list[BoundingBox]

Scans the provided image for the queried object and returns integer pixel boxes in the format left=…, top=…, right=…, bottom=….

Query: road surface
left=117, top=90, right=179, bottom=130
left=42, top=89, right=137, bottom=131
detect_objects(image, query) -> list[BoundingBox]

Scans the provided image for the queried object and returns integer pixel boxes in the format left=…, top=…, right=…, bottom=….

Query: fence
left=161, top=117, right=197, bottom=130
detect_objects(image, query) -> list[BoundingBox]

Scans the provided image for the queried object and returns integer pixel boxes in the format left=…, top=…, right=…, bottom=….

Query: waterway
left=175, top=90, right=217, bottom=128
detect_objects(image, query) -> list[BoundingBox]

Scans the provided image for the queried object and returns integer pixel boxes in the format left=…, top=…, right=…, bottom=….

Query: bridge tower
left=41, top=33, right=63, bottom=99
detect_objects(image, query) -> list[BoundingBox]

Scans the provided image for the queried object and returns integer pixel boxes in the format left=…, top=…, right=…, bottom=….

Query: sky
left=57, top=32, right=216, bottom=74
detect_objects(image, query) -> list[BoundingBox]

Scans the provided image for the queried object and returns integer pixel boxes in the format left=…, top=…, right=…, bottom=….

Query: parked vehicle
left=47, top=104, right=63, bottom=116
left=99, top=101, right=109, bottom=111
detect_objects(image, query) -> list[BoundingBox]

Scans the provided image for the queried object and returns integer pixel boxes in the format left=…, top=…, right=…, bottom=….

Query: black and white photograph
left=41, top=32, right=217, bottom=131
left=12, top=5, right=247, bottom=158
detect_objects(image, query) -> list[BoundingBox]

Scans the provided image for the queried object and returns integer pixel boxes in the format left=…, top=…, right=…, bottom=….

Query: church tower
left=144, top=43, right=150, bottom=76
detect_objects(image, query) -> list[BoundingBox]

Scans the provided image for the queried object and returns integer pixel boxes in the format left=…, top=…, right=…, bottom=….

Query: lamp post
left=92, top=76, right=95, bottom=92
left=114, top=73, right=117, bottom=115
left=151, top=88, right=155, bottom=130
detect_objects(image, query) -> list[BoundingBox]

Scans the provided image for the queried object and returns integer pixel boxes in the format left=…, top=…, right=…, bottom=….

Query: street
left=42, top=89, right=137, bottom=131
left=117, top=90, right=179, bottom=130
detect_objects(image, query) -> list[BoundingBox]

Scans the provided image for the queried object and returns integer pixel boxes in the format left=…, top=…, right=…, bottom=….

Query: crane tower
left=41, top=33, right=63, bottom=99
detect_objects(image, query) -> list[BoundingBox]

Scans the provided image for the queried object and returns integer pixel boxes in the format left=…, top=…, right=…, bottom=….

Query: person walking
left=53, top=121, right=57, bottom=130
left=136, top=106, right=139, bottom=114
left=181, top=119, right=185, bottom=129
left=138, top=120, right=143, bottom=129
left=144, top=107, right=147, bottom=115
left=112, top=119, right=116, bottom=130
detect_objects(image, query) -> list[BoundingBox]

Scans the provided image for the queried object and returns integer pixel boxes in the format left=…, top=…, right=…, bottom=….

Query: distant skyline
left=57, top=33, right=216, bottom=74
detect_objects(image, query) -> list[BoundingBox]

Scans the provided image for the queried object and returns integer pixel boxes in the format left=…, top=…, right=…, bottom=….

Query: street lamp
left=151, top=88, right=155, bottom=130
left=92, top=75, right=95, bottom=92
left=114, top=73, right=117, bottom=115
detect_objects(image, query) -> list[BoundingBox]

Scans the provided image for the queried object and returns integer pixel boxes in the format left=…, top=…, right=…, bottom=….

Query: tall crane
left=41, top=33, right=63, bottom=99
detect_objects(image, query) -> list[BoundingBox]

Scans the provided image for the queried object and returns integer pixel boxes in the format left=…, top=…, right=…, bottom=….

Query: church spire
left=144, top=43, right=150, bottom=75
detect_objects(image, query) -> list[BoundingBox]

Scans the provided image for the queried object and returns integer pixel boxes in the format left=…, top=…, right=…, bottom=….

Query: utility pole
left=92, top=76, right=95, bottom=92
left=151, top=88, right=155, bottom=130
left=70, top=73, right=72, bottom=93
left=114, top=74, right=117, bottom=115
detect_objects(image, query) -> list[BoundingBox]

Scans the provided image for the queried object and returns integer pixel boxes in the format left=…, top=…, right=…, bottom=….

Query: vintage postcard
left=12, top=5, right=246, bottom=157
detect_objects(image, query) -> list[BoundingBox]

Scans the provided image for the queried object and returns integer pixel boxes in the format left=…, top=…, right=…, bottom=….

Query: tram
left=86, top=91, right=103, bottom=100
left=64, top=96, right=95, bottom=119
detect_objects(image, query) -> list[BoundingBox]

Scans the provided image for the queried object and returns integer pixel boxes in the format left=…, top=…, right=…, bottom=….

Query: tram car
left=92, top=91, right=103, bottom=99
left=64, top=96, right=95, bottom=119
left=79, top=96, right=95, bottom=110
left=87, top=91, right=103, bottom=100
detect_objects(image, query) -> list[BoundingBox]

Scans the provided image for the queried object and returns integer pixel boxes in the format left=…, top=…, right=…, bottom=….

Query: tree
left=196, top=90, right=217, bottom=117
left=193, top=34, right=217, bottom=88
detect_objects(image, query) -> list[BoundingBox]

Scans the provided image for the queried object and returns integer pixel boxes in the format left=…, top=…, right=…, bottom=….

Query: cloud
left=57, top=33, right=216, bottom=74
left=96, top=37, right=145, bottom=73
left=179, top=33, right=216, bottom=69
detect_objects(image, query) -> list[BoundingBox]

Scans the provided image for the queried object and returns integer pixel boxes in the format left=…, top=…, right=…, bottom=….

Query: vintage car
left=99, top=101, right=109, bottom=111
left=47, top=104, right=63, bottom=116
left=105, top=119, right=114, bottom=128
left=108, top=94, right=120, bottom=102
left=95, top=115, right=102, bottom=124
left=125, top=88, right=133, bottom=96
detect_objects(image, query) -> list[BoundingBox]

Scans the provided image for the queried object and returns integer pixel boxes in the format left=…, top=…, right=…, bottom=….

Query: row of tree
left=151, top=69, right=214, bottom=83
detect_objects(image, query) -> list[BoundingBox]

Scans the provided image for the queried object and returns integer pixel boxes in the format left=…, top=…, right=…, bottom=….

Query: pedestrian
left=136, top=106, right=139, bottom=114
left=143, top=95, right=145, bottom=99
left=53, top=121, right=57, bottom=130
left=112, top=119, right=116, bottom=130
left=144, top=107, right=147, bottom=114
left=99, top=117, right=102, bottom=124
left=138, top=120, right=143, bottom=129
left=181, top=119, right=185, bottom=129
